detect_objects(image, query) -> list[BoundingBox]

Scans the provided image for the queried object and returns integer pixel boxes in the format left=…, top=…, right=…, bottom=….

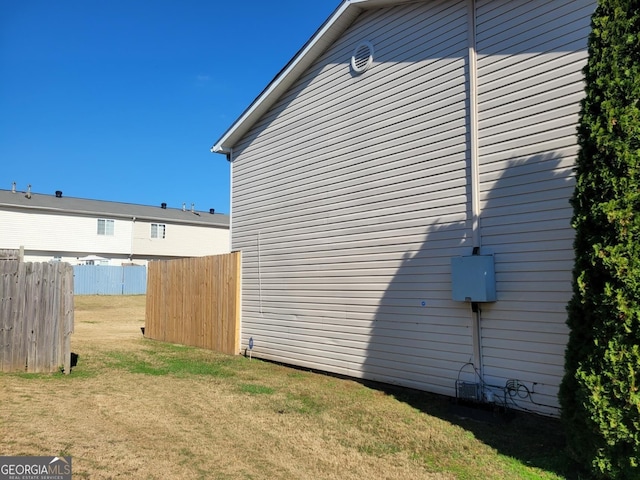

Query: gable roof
left=0, top=189, right=229, bottom=228
left=211, top=0, right=415, bottom=155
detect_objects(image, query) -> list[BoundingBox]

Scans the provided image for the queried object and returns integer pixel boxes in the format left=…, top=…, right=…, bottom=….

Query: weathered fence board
left=145, top=252, right=241, bottom=355
left=73, top=265, right=147, bottom=295
left=0, top=261, right=74, bottom=373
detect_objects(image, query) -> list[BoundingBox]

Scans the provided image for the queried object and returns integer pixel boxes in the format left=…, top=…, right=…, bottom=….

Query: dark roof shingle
left=0, top=189, right=229, bottom=228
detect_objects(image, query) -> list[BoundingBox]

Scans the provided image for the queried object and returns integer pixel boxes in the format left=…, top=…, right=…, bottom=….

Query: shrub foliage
left=559, top=1, right=640, bottom=478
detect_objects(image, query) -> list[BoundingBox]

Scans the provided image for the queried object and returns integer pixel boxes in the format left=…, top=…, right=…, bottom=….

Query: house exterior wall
left=132, top=220, right=230, bottom=257
left=474, top=0, right=593, bottom=412
left=229, top=0, right=594, bottom=414
left=0, top=209, right=132, bottom=259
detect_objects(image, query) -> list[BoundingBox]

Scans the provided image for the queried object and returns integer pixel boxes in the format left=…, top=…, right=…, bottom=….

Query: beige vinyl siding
left=232, top=1, right=474, bottom=396
left=132, top=221, right=229, bottom=257
left=225, top=0, right=594, bottom=414
left=475, top=0, right=593, bottom=412
left=0, top=209, right=132, bottom=254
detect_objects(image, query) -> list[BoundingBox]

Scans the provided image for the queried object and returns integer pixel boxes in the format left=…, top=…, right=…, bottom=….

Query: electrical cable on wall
left=455, top=362, right=561, bottom=415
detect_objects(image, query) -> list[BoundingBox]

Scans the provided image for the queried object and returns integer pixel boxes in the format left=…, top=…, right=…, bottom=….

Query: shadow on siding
left=362, top=151, right=575, bottom=476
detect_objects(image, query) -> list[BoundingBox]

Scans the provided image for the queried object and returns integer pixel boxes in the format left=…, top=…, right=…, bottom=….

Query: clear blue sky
left=0, top=1, right=339, bottom=214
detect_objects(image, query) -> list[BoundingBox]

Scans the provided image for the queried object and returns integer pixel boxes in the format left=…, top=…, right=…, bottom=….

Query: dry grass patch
left=0, top=295, right=573, bottom=479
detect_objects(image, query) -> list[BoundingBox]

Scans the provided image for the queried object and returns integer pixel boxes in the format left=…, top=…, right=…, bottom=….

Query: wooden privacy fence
left=0, top=260, right=74, bottom=373
left=145, top=252, right=241, bottom=355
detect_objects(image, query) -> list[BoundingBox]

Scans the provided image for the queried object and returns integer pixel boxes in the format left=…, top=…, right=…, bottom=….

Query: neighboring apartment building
left=0, top=186, right=230, bottom=265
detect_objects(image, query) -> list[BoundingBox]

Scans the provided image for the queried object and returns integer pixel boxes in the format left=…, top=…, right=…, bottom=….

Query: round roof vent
left=351, top=41, right=374, bottom=74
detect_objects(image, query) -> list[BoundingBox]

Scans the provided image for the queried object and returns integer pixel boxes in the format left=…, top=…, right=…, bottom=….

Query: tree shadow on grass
left=356, top=148, right=588, bottom=478
left=360, top=379, right=588, bottom=480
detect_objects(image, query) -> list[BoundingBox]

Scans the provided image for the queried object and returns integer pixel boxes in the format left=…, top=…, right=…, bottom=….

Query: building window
left=97, top=219, right=115, bottom=236
left=151, top=223, right=166, bottom=239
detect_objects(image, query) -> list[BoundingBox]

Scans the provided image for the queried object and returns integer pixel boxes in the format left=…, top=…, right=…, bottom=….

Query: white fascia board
left=211, top=0, right=363, bottom=155
left=350, top=0, right=417, bottom=6
left=211, top=0, right=421, bottom=155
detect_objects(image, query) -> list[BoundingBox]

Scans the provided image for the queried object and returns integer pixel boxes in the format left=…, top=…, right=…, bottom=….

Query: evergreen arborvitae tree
left=559, top=0, right=640, bottom=478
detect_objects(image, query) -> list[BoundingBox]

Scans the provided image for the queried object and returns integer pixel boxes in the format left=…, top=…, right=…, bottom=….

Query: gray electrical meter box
left=451, top=255, right=496, bottom=302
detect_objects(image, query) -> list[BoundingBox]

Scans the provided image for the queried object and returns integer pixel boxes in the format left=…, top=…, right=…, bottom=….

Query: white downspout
left=467, top=0, right=484, bottom=381
left=468, top=0, right=481, bottom=253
